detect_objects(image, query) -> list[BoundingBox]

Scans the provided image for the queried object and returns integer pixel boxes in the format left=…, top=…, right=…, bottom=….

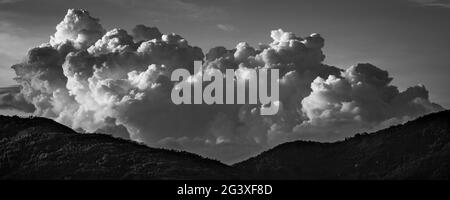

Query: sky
left=0, top=0, right=449, bottom=107
left=0, top=0, right=449, bottom=163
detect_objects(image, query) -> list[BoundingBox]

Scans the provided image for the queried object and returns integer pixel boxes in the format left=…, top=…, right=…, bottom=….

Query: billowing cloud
left=291, top=63, right=443, bottom=142
left=50, top=9, right=106, bottom=49
left=2, top=9, right=443, bottom=164
left=131, top=25, right=162, bottom=42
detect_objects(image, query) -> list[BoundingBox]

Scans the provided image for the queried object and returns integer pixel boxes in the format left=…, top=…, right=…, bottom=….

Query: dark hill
left=1, top=110, right=450, bottom=179
left=0, top=116, right=237, bottom=179
left=235, top=110, right=450, bottom=179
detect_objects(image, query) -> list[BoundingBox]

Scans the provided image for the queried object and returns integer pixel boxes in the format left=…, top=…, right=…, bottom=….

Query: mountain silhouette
left=0, top=116, right=237, bottom=179
left=235, top=110, right=450, bottom=179
left=1, top=110, right=449, bottom=179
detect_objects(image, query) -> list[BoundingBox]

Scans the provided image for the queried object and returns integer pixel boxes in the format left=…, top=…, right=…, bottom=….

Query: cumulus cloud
left=50, top=9, right=106, bottom=49
left=294, top=63, right=443, bottom=141
left=131, top=25, right=162, bottom=42
left=2, top=9, right=443, bottom=164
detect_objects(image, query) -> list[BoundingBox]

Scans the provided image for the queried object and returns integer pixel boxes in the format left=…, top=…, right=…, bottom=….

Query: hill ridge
left=235, top=110, right=450, bottom=179
left=1, top=110, right=449, bottom=179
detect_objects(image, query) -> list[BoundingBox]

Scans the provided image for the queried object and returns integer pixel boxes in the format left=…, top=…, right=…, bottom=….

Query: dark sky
left=1, top=0, right=449, bottom=107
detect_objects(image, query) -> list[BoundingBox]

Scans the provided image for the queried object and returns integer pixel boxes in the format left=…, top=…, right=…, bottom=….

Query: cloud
left=50, top=9, right=106, bottom=49
left=131, top=25, right=162, bottom=42
left=290, top=63, right=443, bottom=142
left=0, top=85, right=35, bottom=112
left=2, top=9, right=443, bottom=164
left=301, top=64, right=441, bottom=126
left=0, top=0, right=22, bottom=3
left=0, top=20, right=51, bottom=87
left=217, top=24, right=239, bottom=32
left=0, top=53, right=19, bottom=86
left=411, top=0, right=450, bottom=8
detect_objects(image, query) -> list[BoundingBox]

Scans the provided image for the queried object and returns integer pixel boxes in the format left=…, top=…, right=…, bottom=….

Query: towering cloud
left=0, top=9, right=443, bottom=164
left=50, top=9, right=106, bottom=49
